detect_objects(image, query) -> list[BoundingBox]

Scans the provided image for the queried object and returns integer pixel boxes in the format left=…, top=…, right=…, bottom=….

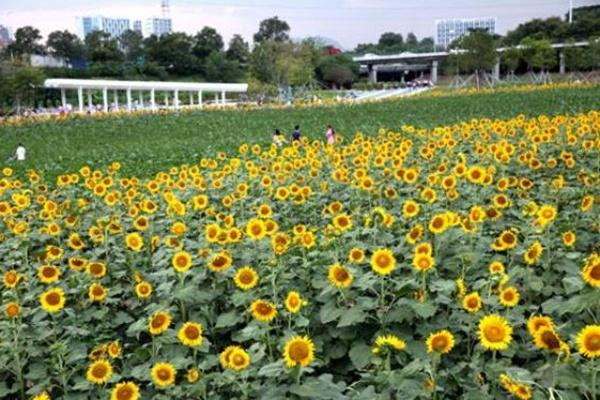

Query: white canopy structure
left=43, top=78, right=248, bottom=113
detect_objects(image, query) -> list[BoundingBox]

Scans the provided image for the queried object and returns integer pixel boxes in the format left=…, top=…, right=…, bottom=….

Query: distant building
left=133, top=20, right=143, bottom=34
left=76, top=16, right=131, bottom=39
left=0, top=24, right=13, bottom=48
left=435, top=17, right=496, bottom=49
left=142, top=17, right=172, bottom=37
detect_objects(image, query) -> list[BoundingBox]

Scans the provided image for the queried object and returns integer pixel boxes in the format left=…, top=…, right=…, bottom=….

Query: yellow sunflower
left=576, top=325, right=600, bottom=359
left=426, top=330, right=456, bottom=354
left=412, top=254, right=435, bottom=272
left=228, top=348, right=251, bottom=371
left=562, top=231, right=576, bottom=247
left=88, top=283, right=108, bottom=302
left=37, top=265, right=62, bottom=284
left=39, top=288, right=66, bottom=313
left=32, top=392, right=50, bottom=400
left=3, top=269, right=21, bottom=288
left=86, top=359, right=113, bottom=384
left=220, top=345, right=240, bottom=368
left=373, top=334, right=406, bottom=354
left=187, top=367, right=200, bottom=383
left=348, top=248, right=365, bottom=264
left=135, top=281, right=153, bottom=299
left=148, top=311, right=172, bottom=335
left=234, top=267, right=259, bottom=290
left=172, top=251, right=192, bottom=273
left=284, top=336, right=315, bottom=368
left=581, top=254, right=600, bottom=287
left=250, top=299, right=278, bottom=322
left=527, top=315, right=555, bottom=337
left=151, top=362, right=176, bottom=388
left=533, top=327, right=563, bottom=354
left=5, top=302, right=21, bottom=318
left=208, top=251, right=233, bottom=273
left=332, top=213, right=353, bottom=232
left=86, top=262, right=107, bottom=278
left=428, top=213, right=449, bottom=234
left=370, top=248, right=396, bottom=276
left=125, top=232, right=144, bottom=252
left=498, top=286, right=520, bottom=308
left=478, top=314, right=513, bottom=351
left=245, top=218, right=267, bottom=240
left=328, top=264, right=353, bottom=288
left=284, top=291, right=305, bottom=314
left=462, top=292, right=482, bottom=313
left=177, top=322, right=203, bottom=348
left=402, top=199, right=420, bottom=218
left=523, top=242, right=543, bottom=265
left=110, top=382, right=140, bottom=400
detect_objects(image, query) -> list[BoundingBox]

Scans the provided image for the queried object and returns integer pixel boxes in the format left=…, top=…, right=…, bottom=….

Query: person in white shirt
left=15, top=144, right=26, bottom=161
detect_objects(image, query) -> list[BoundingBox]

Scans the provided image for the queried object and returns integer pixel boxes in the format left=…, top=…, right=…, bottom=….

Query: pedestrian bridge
left=353, top=41, right=591, bottom=83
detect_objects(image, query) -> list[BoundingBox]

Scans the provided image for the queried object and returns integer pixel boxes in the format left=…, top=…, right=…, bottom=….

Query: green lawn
left=1, top=85, right=599, bottom=179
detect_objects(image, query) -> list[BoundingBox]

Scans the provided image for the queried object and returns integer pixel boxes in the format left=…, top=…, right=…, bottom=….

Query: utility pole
left=569, top=0, right=573, bottom=24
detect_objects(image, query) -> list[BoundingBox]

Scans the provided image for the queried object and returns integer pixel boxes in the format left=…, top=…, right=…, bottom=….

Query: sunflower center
left=257, top=303, right=272, bottom=315
left=46, top=292, right=61, bottom=306
left=177, top=256, right=188, bottom=268
left=432, top=336, right=448, bottom=351
left=93, top=286, right=104, bottom=296
left=116, top=386, right=133, bottom=400
left=185, top=326, right=200, bottom=340
left=239, top=272, right=254, bottom=284
left=251, top=224, right=262, bottom=235
left=541, top=331, right=560, bottom=350
left=467, top=298, right=478, bottom=308
left=590, top=265, right=600, bottom=281
left=334, top=268, right=349, bottom=282
left=92, top=364, right=107, bottom=378
left=432, top=218, right=443, bottom=229
left=376, top=255, right=390, bottom=268
left=152, top=315, right=166, bottom=328
left=289, top=342, right=309, bottom=361
left=157, top=368, right=171, bottom=380
left=502, top=233, right=515, bottom=244
left=232, top=354, right=245, bottom=366
left=503, top=291, right=514, bottom=301
left=484, top=325, right=504, bottom=342
left=585, top=334, right=600, bottom=351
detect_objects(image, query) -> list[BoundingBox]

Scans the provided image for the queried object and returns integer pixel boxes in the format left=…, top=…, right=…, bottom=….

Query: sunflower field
left=0, top=109, right=599, bottom=400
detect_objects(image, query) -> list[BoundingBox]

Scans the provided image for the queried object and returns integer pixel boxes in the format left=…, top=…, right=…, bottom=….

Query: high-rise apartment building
left=76, top=16, right=131, bottom=39
left=142, top=18, right=172, bottom=37
left=435, top=17, right=496, bottom=49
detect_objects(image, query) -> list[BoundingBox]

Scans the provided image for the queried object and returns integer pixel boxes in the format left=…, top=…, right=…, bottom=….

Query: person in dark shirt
left=292, top=125, right=301, bottom=141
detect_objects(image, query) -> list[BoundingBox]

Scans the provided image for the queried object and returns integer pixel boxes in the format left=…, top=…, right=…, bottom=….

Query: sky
left=1, top=0, right=599, bottom=49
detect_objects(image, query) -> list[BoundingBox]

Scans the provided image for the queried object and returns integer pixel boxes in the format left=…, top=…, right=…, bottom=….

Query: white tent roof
left=44, top=79, right=248, bottom=92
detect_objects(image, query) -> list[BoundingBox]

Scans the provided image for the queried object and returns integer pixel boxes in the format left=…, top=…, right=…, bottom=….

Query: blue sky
left=1, top=0, right=598, bottom=48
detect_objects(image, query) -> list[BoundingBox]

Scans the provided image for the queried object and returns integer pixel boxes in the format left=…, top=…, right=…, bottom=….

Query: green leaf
left=215, top=311, right=239, bottom=328
left=410, top=301, right=437, bottom=319
left=349, top=341, right=372, bottom=369
left=562, top=276, right=584, bottom=294
left=337, top=307, right=366, bottom=327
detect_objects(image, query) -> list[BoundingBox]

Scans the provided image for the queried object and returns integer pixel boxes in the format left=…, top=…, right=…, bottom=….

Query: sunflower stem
left=592, top=366, right=598, bottom=400
left=12, top=320, right=25, bottom=400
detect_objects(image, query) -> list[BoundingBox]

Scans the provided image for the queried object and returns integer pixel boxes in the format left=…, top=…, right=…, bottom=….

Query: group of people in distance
left=272, top=125, right=336, bottom=147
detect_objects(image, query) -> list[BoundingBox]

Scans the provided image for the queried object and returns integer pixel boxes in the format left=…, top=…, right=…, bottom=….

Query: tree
left=85, top=31, right=123, bottom=63
left=205, top=52, right=242, bottom=82
left=457, top=29, right=497, bottom=88
left=145, top=33, right=198, bottom=76
left=317, top=54, right=359, bottom=88
left=193, top=27, right=224, bottom=60
left=405, top=33, right=418, bottom=49
left=563, top=40, right=585, bottom=72
left=0, top=60, right=45, bottom=112
left=354, top=43, right=378, bottom=55
left=249, top=40, right=315, bottom=88
left=119, top=30, right=144, bottom=63
left=226, top=34, right=249, bottom=64
left=254, top=16, right=290, bottom=43
left=504, top=17, right=568, bottom=45
left=587, top=36, right=600, bottom=71
left=7, top=26, right=45, bottom=57
left=520, top=38, right=556, bottom=72
left=378, top=32, right=403, bottom=53
left=502, top=47, right=522, bottom=76
left=47, top=30, right=84, bottom=62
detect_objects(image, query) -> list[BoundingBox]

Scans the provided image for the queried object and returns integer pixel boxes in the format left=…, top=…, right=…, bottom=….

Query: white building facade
left=142, top=18, right=172, bottom=37
left=76, top=16, right=131, bottom=39
left=435, top=17, right=496, bottom=49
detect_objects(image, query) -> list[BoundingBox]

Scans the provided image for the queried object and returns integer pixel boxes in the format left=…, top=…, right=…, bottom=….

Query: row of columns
left=60, top=87, right=228, bottom=113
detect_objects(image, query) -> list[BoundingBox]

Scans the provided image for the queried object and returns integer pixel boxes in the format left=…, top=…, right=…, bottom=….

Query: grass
left=1, top=85, right=599, bottom=179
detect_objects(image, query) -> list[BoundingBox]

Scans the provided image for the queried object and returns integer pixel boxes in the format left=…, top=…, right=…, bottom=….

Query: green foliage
left=520, top=38, right=557, bottom=71
left=226, top=34, right=250, bottom=64
left=502, top=47, right=522, bottom=72
left=317, top=54, right=359, bottom=87
left=1, top=85, right=599, bottom=179
left=193, top=27, right=224, bottom=60
left=253, top=16, right=290, bottom=43
left=204, top=52, right=242, bottom=83
left=6, top=26, right=45, bottom=58
left=249, top=40, right=317, bottom=87
left=457, top=29, right=497, bottom=74
left=0, top=61, right=45, bottom=112
left=46, top=30, right=85, bottom=62
left=119, top=30, right=144, bottom=63
left=84, top=31, right=123, bottom=63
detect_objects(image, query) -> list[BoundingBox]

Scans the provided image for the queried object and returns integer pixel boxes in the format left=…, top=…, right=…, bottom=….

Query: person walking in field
left=273, top=129, right=287, bottom=147
left=292, top=125, right=302, bottom=142
left=325, top=125, right=336, bottom=145
left=15, top=143, right=26, bottom=162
